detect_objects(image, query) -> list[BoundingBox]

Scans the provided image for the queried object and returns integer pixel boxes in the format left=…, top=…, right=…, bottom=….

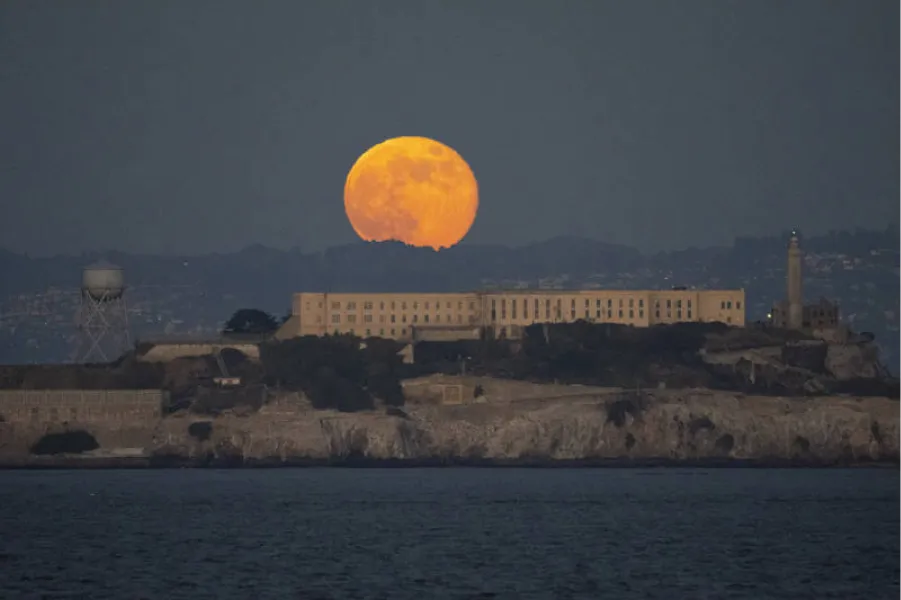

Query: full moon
left=344, top=136, right=479, bottom=250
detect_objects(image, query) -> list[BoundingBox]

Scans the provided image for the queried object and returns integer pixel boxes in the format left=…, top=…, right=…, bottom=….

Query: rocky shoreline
left=1, top=455, right=897, bottom=470
left=2, top=379, right=897, bottom=469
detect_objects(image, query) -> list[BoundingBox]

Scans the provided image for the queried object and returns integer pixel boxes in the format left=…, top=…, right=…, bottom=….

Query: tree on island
left=222, top=308, right=279, bottom=335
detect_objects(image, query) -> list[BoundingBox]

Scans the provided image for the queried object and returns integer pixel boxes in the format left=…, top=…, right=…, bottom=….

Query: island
left=0, top=320, right=897, bottom=468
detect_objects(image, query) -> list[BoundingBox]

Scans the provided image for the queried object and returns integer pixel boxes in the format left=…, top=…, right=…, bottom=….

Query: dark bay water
left=0, top=468, right=897, bottom=599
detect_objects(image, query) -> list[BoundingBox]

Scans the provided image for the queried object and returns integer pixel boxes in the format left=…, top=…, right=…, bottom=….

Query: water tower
left=73, top=260, right=131, bottom=363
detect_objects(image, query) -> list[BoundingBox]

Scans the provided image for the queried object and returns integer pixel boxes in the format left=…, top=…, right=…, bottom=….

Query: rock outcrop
left=3, top=377, right=895, bottom=467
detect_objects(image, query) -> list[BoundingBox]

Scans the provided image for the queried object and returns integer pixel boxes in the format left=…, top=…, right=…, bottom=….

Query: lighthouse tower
left=786, top=230, right=803, bottom=330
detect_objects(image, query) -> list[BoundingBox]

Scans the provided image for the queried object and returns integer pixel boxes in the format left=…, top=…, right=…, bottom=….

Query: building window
left=346, top=301, right=356, bottom=310
left=666, top=300, right=672, bottom=308
left=380, top=302, right=385, bottom=310
left=347, top=315, right=356, bottom=323
left=380, top=329, right=385, bottom=336
left=585, top=310, right=589, bottom=319
left=469, top=302, right=475, bottom=310
left=596, top=309, right=601, bottom=318
left=365, top=329, right=371, bottom=336
left=608, top=310, right=612, bottom=318
left=424, top=301, right=429, bottom=309
left=390, top=315, right=396, bottom=323
left=424, top=314, right=429, bottom=323
left=363, top=302, right=373, bottom=310
left=687, top=299, right=692, bottom=308
left=639, top=310, right=644, bottom=318
left=391, top=302, right=396, bottom=310
left=607, top=299, right=613, bottom=308
left=720, top=301, right=726, bottom=309
left=401, top=302, right=407, bottom=310
left=655, top=310, right=660, bottom=318
left=413, top=301, right=419, bottom=310
left=736, top=301, right=741, bottom=310
left=676, top=300, right=682, bottom=308
left=629, top=299, right=634, bottom=308
left=639, top=299, right=644, bottom=308
left=379, top=315, right=386, bottom=323
left=687, top=310, right=692, bottom=319
left=331, top=315, right=340, bottom=324
left=402, top=315, right=407, bottom=323
left=331, top=302, right=340, bottom=309
left=618, top=310, right=623, bottom=318
left=363, top=314, right=372, bottom=323
left=390, top=329, right=396, bottom=336
left=727, top=301, right=732, bottom=309
left=411, top=315, right=417, bottom=323
left=677, top=310, right=682, bottom=319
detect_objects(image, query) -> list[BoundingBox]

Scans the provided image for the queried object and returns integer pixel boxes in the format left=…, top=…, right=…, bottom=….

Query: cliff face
left=2, top=377, right=897, bottom=466
left=150, top=391, right=897, bottom=464
left=0, top=377, right=881, bottom=466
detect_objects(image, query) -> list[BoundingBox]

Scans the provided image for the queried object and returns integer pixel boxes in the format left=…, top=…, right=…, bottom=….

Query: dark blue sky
left=1, top=1, right=897, bottom=256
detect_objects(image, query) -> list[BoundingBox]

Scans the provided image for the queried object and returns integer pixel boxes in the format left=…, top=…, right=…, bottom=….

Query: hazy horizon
left=1, top=224, right=897, bottom=260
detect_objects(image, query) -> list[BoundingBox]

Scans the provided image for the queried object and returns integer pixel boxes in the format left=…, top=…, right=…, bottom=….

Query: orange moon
left=344, top=136, right=479, bottom=250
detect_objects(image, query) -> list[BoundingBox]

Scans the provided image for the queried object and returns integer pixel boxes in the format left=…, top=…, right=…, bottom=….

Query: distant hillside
left=0, top=228, right=898, bottom=370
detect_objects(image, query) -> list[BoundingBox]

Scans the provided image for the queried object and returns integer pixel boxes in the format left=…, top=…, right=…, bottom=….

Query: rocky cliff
left=4, top=377, right=897, bottom=467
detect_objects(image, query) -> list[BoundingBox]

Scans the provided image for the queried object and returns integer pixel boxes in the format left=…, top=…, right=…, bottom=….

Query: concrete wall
left=139, top=343, right=260, bottom=363
left=402, top=375, right=620, bottom=406
left=0, top=389, right=165, bottom=425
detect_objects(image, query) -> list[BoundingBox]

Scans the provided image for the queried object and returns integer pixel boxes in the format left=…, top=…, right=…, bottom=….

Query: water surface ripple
left=1, top=468, right=897, bottom=599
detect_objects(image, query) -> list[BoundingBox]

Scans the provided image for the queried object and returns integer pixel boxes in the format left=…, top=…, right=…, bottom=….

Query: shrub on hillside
left=30, top=430, right=99, bottom=455
left=259, top=334, right=405, bottom=412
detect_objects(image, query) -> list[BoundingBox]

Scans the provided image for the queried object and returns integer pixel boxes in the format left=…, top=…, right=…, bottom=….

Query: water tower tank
left=82, top=260, right=125, bottom=301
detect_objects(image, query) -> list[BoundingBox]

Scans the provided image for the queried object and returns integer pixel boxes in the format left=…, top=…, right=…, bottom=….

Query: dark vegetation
left=31, top=430, right=99, bottom=455
left=715, top=434, right=735, bottom=454
left=222, top=308, right=279, bottom=335
left=405, top=321, right=897, bottom=397
left=259, top=334, right=406, bottom=412
left=605, top=392, right=649, bottom=428
left=188, top=421, right=213, bottom=442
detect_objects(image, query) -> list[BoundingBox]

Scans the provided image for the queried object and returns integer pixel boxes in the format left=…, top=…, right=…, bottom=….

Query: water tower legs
left=72, top=290, right=131, bottom=364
